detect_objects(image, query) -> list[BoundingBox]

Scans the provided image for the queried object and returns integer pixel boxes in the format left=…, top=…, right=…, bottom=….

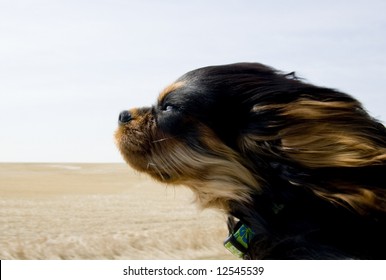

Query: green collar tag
left=224, top=223, right=256, bottom=258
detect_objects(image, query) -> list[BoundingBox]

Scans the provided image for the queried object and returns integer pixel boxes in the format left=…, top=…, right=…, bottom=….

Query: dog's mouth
left=115, top=110, right=152, bottom=167
left=115, top=115, right=150, bottom=153
left=115, top=109, right=177, bottom=182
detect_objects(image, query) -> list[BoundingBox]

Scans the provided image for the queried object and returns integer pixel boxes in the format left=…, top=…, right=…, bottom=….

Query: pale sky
left=1, top=0, right=385, bottom=163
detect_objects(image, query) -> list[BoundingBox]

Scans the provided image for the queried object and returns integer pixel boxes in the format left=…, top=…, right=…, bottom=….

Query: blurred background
left=1, top=0, right=385, bottom=163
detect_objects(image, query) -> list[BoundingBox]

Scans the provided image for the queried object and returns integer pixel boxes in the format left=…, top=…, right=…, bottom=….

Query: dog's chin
left=115, top=126, right=176, bottom=183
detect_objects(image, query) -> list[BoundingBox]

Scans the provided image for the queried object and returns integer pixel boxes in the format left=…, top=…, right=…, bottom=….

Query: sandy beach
left=0, top=163, right=234, bottom=259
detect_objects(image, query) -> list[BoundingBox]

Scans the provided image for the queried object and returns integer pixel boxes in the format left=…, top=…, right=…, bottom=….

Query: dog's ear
left=237, top=82, right=386, bottom=213
left=280, top=98, right=386, bottom=213
left=278, top=97, right=386, bottom=168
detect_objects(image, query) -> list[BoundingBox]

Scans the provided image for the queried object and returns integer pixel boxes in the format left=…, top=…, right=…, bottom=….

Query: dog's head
left=115, top=63, right=386, bottom=212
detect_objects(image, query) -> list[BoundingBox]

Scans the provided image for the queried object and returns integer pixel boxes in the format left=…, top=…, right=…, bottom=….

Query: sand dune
left=0, top=163, right=234, bottom=259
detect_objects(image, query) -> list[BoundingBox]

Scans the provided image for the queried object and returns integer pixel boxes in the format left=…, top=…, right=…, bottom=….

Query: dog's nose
left=118, top=110, right=132, bottom=124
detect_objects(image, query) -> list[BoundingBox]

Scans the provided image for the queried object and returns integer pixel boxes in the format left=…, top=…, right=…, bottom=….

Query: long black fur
left=116, top=62, right=386, bottom=259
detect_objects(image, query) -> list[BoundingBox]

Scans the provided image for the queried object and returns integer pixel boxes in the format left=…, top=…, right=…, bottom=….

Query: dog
left=115, top=63, right=386, bottom=259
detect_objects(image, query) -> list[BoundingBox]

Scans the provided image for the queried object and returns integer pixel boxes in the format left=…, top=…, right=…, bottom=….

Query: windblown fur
left=115, top=63, right=386, bottom=259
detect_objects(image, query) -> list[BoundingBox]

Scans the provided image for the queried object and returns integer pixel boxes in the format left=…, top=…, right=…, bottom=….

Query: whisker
left=147, top=161, right=166, bottom=181
left=152, top=137, right=173, bottom=143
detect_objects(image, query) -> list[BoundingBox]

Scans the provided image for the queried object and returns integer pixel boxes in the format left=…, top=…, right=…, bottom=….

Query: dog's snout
left=118, top=110, right=132, bottom=124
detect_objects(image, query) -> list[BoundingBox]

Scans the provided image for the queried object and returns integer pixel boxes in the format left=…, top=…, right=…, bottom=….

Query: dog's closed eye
left=162, top=104, right=177, bottom=112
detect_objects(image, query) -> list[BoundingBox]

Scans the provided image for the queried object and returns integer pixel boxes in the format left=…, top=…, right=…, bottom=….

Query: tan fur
left=313, top=187, right=385, bottom=214
left=147, top=126, right=260, bottom=210
left=158, top=81, right=185, bottom=104
left=279, top=99, right=386, bottom=168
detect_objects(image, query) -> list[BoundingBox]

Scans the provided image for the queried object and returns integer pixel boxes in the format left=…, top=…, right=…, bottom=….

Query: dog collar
left=224, top=222, right=256, bottom=258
